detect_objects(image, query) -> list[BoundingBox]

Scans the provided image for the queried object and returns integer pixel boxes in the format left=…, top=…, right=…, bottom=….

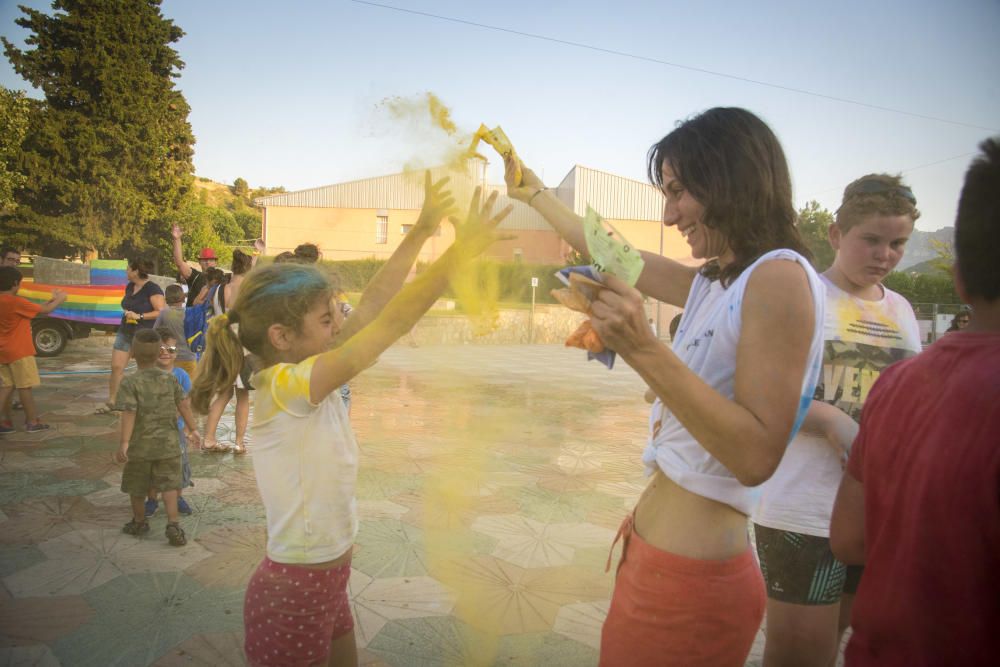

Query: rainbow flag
left=89, top=259, right=128, bottom=286
left=19, top=281, right=124, bottom=326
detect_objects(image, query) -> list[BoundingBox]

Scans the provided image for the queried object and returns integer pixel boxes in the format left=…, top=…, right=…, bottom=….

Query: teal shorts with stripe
left=753, top=523, right=862, bottom=605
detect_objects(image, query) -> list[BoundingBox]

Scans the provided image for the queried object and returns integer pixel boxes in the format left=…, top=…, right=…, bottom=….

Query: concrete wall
left=31, top=256, right=176, bottom=291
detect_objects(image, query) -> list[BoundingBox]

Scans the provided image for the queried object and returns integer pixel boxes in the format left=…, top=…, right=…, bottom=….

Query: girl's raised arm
left=335, top=171, right=456, bottom=343
left=308, top=189, right=511, bottom=405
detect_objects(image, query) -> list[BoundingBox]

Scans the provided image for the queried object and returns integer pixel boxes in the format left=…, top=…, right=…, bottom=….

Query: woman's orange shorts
left=600, top=514, right=765, bottom=666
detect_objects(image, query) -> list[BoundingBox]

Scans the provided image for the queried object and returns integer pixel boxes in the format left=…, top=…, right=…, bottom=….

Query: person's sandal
left=122, top=519, right=150, bottom=536
left=201, top=439, right=225, bottom=452
left=165, top=522, right=187, bottom=547
left=231, top=441, right=247, bottom=456
left=95, top=402, right=117, bottom=415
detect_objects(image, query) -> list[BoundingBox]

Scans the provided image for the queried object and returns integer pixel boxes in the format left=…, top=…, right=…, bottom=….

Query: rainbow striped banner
left=89, top=259, right=128, bottom=286
left=19, top=280, right=124, bottom=327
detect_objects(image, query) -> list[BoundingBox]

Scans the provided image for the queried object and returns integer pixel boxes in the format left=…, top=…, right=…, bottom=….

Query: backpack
left=183, top=284, right=219, bottom=355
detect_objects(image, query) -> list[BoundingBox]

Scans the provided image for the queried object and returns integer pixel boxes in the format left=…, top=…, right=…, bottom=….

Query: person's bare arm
left=38, top=288, right=67, bottom=314
left=800, top=400, right=859, bottom=466
left=830, top=471, right=865, bottom=564
left=336, top=172, right=455, bottom=344
left=309, top=190, right=510, bottom=403
left=171, top=225, right=193, bottom=280
left=503, top=156, right=696, bottom=307
left=593, top=259, right=816, bottom=486
left=115, top=410, right=136, bottom=463
left=176, top=398, right=202, bottom=449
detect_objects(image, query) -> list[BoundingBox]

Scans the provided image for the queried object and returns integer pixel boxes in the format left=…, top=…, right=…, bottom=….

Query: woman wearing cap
left=98, top=257, right=165, bottom=414
left=171, top=224, right=219, bottom=307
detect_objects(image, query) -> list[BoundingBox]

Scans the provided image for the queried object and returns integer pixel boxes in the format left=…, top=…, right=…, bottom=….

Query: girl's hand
left=503, top=154, right=545, bottom=204
left=114, top=445, right=129, bottom=464
left=588, top=274, right=659, bottom=355
left=414, top=171, right=456, bottom=235
left=449, top=188, right=513, bottom=258
left=171, top=224, right=183, bottom=240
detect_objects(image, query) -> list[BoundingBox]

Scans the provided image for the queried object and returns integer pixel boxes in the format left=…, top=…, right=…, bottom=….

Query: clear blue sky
left=2, top=0, right=998, bottom=232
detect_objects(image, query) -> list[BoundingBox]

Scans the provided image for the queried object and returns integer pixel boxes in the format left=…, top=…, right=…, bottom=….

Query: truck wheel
left=33, top=321, right=69, bottom=357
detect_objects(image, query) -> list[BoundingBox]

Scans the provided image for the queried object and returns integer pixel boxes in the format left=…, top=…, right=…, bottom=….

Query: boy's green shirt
left=115, top=367, right=186, bottom=460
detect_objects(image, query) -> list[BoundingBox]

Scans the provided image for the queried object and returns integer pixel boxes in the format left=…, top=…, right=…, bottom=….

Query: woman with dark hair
left=945, top=307, right=971, bottom=333
left=99, top=257, right=165, bottom=414
left=201, top=249, right=257, bottom=453
left=504, top=107, right=825, bottom=665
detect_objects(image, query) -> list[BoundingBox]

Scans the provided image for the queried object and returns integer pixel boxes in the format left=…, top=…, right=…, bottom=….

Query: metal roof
left=255, top=162, right=664, bottom=231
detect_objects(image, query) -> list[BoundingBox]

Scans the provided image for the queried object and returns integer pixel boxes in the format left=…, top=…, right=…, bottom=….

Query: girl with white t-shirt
left=504, top=107, right=826, bottom=666
left=189, top=176, right=509, bottom=667
left=752, top=174, right=923, bottom=666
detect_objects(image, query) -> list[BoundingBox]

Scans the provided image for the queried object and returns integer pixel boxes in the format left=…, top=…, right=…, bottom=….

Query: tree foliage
left=2, top=0, right=194, bottom=258
left=0, top=87, right=31, bottom=214
left=797, top=200, right=835, bottom=271
left=882, top=270, right=960, bottom=305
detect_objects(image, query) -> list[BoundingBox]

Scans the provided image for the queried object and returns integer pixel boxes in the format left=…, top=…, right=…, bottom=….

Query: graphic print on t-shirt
left=815, top=290, right=920, bottom=421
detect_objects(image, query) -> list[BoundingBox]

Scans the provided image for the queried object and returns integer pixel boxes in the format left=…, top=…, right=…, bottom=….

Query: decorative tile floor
left=0, top=341, right=841, bottom=665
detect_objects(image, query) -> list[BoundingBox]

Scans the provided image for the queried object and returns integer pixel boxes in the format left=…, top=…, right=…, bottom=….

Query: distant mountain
left=898, top=227, right=953, bottom=271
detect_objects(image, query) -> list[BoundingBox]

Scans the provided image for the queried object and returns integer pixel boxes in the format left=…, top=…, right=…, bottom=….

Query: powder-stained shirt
left=753, top=276, right=922, bottom=536
left=115, top=367, right=186, bottom=461
left=252, top=354, right=359, bottom=565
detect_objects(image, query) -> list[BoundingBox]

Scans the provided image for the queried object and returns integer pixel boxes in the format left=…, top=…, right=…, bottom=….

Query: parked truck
left=19, top=257, right=173, bottom=357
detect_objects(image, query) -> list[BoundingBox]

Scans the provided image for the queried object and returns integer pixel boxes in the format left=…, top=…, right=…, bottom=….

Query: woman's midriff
left=633, top=469, right=749, bottom=560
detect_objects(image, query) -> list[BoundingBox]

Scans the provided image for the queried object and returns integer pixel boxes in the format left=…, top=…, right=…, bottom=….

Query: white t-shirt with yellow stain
left=252, top=354, right=358, bottom=564
left=752, top=275, right=921, bottom=537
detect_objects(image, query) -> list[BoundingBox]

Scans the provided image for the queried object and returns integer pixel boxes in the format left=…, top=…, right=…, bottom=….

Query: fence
left=912, top=303, right=970, bottom=344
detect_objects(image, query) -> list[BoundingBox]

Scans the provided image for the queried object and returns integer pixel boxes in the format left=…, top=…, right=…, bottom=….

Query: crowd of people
left=0, top=112, right=997, bottom=666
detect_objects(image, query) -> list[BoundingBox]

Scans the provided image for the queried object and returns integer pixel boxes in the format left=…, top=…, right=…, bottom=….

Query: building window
left=401, top=224, right=413, bottom=235
left=375, top=215, right=388, bottom=244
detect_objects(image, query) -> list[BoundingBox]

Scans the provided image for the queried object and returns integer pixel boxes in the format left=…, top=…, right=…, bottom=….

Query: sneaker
left=177, top=496, right=193, bottom=515
left=144, top=499, right=158, bottom=517
left=165, top=522, right=187, bottom=547
left=25, top=422, right=50, bottom=433
left=122, top=519, right=150, bottom=536
left=0, top=420, right=14, bottom=435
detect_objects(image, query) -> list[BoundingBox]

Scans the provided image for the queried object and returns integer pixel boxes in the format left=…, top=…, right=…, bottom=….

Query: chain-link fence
left=913, top=302, right=971, bottom=345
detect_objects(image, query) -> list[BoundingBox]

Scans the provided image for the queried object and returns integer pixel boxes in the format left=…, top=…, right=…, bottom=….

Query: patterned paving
left=0, top=340, right=792, bottom=665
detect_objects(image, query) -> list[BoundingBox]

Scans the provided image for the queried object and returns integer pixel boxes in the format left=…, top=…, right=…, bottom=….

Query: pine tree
left=2, top=0, right=194, bottom=257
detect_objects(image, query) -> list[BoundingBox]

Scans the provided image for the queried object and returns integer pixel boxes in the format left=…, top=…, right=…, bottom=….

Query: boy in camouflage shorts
left=114, top=329, right=200, bottom=546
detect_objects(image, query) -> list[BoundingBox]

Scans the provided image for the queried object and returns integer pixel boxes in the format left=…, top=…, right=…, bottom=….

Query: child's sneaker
left=25, top=421, right=50, bottom=433
left=122, top=520, right=150, bottom=536
left=177, top=496, right=193, bottom=515
left=165, top=522, right=187, bottom=547
left=144, top=499, right=158, bottom=517
left=0, top=420, right=14, bottom=434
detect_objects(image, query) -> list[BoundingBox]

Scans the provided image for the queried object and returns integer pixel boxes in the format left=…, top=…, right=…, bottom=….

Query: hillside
left=898, top=226, right=954, bottom=271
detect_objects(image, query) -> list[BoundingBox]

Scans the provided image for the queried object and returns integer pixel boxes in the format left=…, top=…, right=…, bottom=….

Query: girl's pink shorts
left=600, top=513, right=766, bottom=666
left=243, top=556, right=353, bottom=667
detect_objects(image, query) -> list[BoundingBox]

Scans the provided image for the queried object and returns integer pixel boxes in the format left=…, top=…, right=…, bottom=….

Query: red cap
left=198, top=248, right=217, bottom=260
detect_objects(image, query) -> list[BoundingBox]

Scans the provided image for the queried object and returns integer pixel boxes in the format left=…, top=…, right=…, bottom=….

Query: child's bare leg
left=325, top=629, right=357, bottom=667
left=0, top=384, right=13, bottom=421
left=108, top=348, right=130, bottom=404
left=234, top=388, right=250, bottom=445
left=162, top=489, right=180, bottom=524
left=203, top=386, right=234, bottom=444
left=147, top=488, right=157, bottom=502
left=129, top=495, right=146, bottom=524
left=18, top=388, right=38, bottom=424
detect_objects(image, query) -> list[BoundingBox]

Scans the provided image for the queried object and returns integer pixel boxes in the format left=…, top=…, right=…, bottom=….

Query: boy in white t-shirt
left=752, top=174, right=923, bottom=666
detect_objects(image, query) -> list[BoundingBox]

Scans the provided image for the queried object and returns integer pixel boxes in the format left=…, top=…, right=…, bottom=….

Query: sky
left=2, top=0, right=998, bottom=233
